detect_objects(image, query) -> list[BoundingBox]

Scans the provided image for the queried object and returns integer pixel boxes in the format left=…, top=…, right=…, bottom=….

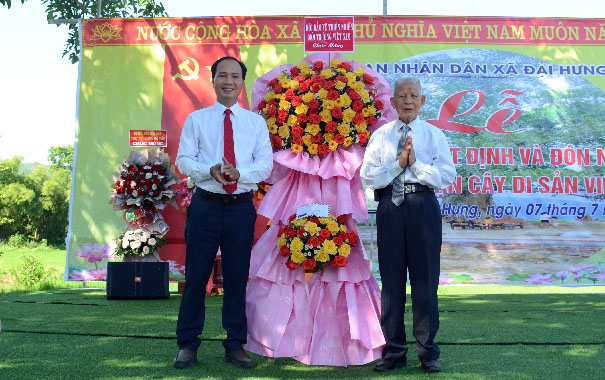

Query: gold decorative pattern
left=91, top=22, right=123, bottom=43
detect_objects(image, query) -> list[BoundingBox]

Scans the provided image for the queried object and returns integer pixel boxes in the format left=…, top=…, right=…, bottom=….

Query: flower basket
left=277, top=214, right=359, bottom=273
left=114, top=228, right=167, bottom=261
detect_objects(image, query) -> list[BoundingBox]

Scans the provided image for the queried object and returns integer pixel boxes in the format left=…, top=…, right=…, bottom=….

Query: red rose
left=322, top=80, right=335, bottom=90
left=311, top=83, right=321, bottom=93
left=311, top=74, right=323, bottom=83
left=362, top=73, right=374, bottom=85
left=288, top=214, right=297, bottom=221
left=257, top=100, right=266, bottom=112
left=333, top=255, right=348, bottom=267
left=291, top=96, right=303, bottom=106
left=331, top=106, right=343, bottom=119
left=333, top=236, right=344, bottom=246
left=313, top=61, right=324, bottom=71
left=358, top=132, right=369, bottom=145
left=294, top=75, right=306, bottom=83
left=290, top=66, right=301, bottom=76
left=153, top=190, right=160, bottom=196
left=272, top=136, right=282, bottom=147
left=298, top=114, right=308, bottom=124
left=308, top=236, right=321, bottom=247
left=297, top=229, right=306, bottom=238
left=333, top=134, right=345, bottom=144
left=268, top=78, right=279, bottom=88
left=337, top=215, right=346, bottom=223
left=279, top=245, right=291, bottom=257
left=310, top=217, right=320, bottom=224
left=317, top=144, right=330, bottom=155
left=308, top=114, right=322, bottom=124
left=308, top=108, right=319, bottom=115
left=353, top=112, right=365, bottom=125
left=375, top=99, right=384, bottom=110
left=284, top=88, right=295, bottom=101
left=367, top=116, right=377, bottom=126
left=307, top=99, right=320, bottom=109
left=292, top=125, right=304, bottom=137
left=310, top=133, right=323, bottom=143
left=274, top=83, right=283, bottom=93
left=319, top=229, right=331, bottom=240
left=347, top=88, right=361, bottom=100
left=335, top=75, right=348, bottom=83
left=278, top=109, right=289, bottom=119
left=352, top=100, right=364, bottom=112
left=285, top=227, right=297, bottom=238
left=298, top=81, right=310, bottom=93
left=292, top=136, right=304, bottom=146
left=286, top=261, right=299, bottom=270
left=276, top=115, right=286, bottom=125
left=339, top=61, right=352, bottom=71
left=327, top=89, right=340, bottom=100
left=302, top=259, right=317, bottom=271
left=269, top=99, right=279, bottom=108
left=348, top=231, right=359, bottom=245
left=325, top=121, right=338, bottom=133
left=266, top=106, right=277, bottom=117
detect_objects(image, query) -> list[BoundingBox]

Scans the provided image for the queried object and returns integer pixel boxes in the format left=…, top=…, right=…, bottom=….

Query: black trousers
left=376, top=185, right=441, bottom=360
left=176, top=193, right=256, bottom=353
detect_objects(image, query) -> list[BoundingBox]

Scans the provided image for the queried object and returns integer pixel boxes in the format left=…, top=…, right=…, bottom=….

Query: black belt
left=374, top=183, right=433, bottom=202
left=195, top=188, right=253, bottom=204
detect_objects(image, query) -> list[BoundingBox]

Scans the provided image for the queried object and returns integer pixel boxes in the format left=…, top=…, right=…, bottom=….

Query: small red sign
left=134, top=276, right=142, bottom=283
left=304, top=17, right=355, bottom=53
left=129, top=130, right=167, bottom=147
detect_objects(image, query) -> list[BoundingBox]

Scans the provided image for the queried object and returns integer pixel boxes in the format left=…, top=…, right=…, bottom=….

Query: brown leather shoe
left=225, top=349, right=256, bottom=369
left=172, top=349, right=197, bottom=369
left=374, top=356, right=407, bottom=372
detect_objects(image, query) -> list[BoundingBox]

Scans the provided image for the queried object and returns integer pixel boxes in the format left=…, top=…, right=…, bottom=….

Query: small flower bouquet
left=173, top=177, right=195, bottom=212
left=277, top=214, right=359, bottom=272
left=110, top=149, right=179, bottom=212
left=114, top=228, right=167, bottom=258
left=256, top=58, right=385, bottom=156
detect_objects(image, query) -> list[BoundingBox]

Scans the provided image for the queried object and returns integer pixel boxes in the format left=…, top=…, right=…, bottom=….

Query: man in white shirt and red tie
left=173, top=56, right=273, bottom=369
left=361, top=77, right=456, bottom=373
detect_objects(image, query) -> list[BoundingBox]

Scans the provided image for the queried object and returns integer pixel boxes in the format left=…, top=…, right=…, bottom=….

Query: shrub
left=10, top=253, right=49, bottom=287
left=7, top=234, right=28, bottom=247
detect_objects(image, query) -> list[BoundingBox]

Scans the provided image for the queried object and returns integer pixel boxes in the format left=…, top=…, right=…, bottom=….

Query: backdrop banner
left=67, top=16, right=605, bottom=285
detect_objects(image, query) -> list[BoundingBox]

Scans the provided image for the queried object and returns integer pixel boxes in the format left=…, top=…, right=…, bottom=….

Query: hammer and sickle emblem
left=172, top=57, right=200, bottom=81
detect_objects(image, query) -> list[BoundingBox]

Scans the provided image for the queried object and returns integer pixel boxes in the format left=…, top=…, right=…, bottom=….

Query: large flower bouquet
left=256, top=58, right=385, bottom=156
left=277, top=214, right=359, bottom=272
left=110, top=149, right=179, bottom=212
left=114, top=228, right=167, bottom=257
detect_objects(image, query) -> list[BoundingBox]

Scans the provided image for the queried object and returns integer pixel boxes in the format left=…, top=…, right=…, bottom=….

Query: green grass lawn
left=1, top=289, right=604, bottom=380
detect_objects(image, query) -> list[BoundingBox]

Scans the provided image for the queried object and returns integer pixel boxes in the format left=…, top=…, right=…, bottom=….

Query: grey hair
left=393, top=77, right=423, bottom=95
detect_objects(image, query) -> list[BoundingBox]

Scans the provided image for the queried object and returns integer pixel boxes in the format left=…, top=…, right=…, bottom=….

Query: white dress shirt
left=361, top=117, right=456, bottom=191
left=176, top=102, right=273, bottom=194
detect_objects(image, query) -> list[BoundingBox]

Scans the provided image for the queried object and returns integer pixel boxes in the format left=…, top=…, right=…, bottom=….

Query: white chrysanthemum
left=148, top=238, right=156, bottom=246
left=142, top=246, right=150, bottom=254
left=145, top=173, right=153, bottom=179
left=130, top=240, right=141, bottom=249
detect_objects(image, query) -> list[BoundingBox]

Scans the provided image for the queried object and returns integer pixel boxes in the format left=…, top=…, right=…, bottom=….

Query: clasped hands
left=398, top=136, right=416, bottom=168
left=210, top=157, right=239, bottom=185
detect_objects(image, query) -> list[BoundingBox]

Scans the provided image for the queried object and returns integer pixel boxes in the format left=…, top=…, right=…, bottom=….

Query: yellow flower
left=323, top=99, right=336, bottom=110
left=343, top=108, right=356, bottom=123
left=290, top=80, right=299, bottom=90
left=295, top=104, right=309, bottom=115
left=345, top=72, right=356, bottom=80
left=335, top=97, right=346, bottom=108
left=265, top=92, right=276, bottom=101
left=355, top=67, right=366, bottom=76
left=338, top=243, right=351, bottom=257
left=291, top=144, right=303, bottom=154
left=347, top=78, right=357, bottom=87
left=315, top=250, right=330, bottom=263
left=330, top=59, right=342, bottom=68
left=323, top=133, right=334, bottom=142
left=320, top=110, right=333, bottom=123
left=290, top=237, right=304, bottom=252
left=278, top=125, right=290, bottom=139
left=367, top=105, right=377, bottom=116
left=335, top=81, right=346, bottom=91
left=360, top=90, right=370, bottom=103
left=267, top=117, right=277, bottom=127
left=268, top=124, right=278, bottom=135
left=318, top=217, right=330, bottom=225
left=280, top=80, right=291, bottom=89
left=340, top=224, right=348, bottom=232
left=292, top=218, right=307, bottom=228
left=340, top=94, right=352, bottom=108
left=337, top=123, right=351, bottom=136
left=336, top=67, right=346, bottom=74
left=329, top=140, right=339, bottom=151
left=362, top=107, right=371, bottom=117
left=297, top=62, right=308, bottom=69
left=279, top=99, right=291, bottom=110
left=305, top=221, right=320, bottom=235
left=288, top=114, right=299, bottom=126
left=321, top=239, right=338, bottom=255
left=354, top=122, right=368, bottom=132
left=301, top=68, right=314, bottom=77
left=343, top=136, right=352, bottom=147
left=302, top=92, right=315, bottom=103
left=305, top=123, right=321, bottom=136
left=302, top=135, right=312, bottom=146
left=308, top=144, right=318, bottom=155
left=291, top=251, right=305, bottom=264
left=327, top=220, right=340, bottom=235
left=353, top=81, right=365, bottom=91
left=321, top=68, right=334, bottom=79
left=318, top=88, right=328, bottom=100
left=278, top=72, right=289, bottom=81
left=277, top=235, right=287, bottom=247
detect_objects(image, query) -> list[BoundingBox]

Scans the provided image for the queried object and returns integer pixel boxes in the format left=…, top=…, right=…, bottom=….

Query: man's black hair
left=211, top=56, right=247, bottom=82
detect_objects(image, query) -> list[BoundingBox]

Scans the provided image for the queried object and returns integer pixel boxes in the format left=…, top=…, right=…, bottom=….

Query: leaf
left=506, top=274, right=529, bottom=282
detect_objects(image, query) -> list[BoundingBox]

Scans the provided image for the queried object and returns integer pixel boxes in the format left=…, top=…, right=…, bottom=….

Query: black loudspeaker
left=106, top=262, right=169, bottom=299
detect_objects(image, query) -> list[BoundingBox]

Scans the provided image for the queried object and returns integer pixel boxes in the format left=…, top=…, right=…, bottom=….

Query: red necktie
left=223, top=109, right=237, bottom=194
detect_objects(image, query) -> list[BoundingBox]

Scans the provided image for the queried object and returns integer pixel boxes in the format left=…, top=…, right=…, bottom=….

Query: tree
left=0, top=0, right=167, bottom=63
left=48, top=145, right=74, bottom=172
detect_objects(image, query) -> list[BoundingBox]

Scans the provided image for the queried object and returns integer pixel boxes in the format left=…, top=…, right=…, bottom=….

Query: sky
left=1, top=0, right=604, bottom=164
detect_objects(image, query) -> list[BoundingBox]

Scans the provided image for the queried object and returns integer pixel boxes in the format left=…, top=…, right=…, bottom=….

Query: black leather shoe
left=172, top=349, right=197, bottom=369
left=419, top=358, right=442, bottom=373
left=374, top=356, right=407, bottom=372
left=225, top=349, right=256, bottom=369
